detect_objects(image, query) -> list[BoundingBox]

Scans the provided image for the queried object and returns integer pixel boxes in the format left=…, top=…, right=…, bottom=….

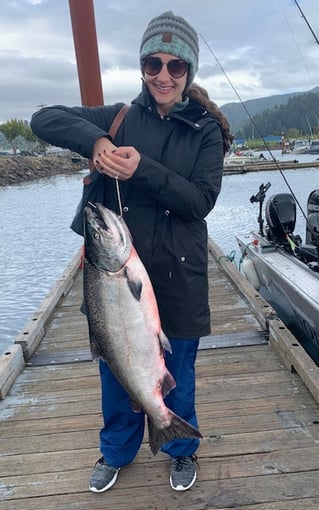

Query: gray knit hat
left=140, top=11, right=199, bottom=87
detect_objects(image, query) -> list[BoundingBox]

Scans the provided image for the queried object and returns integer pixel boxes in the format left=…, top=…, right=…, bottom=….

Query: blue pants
left=98, top=337, right=200, bottom=468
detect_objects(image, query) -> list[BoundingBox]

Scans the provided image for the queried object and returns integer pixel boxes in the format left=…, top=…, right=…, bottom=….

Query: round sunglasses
left=143, top=56, right=189, bottom=79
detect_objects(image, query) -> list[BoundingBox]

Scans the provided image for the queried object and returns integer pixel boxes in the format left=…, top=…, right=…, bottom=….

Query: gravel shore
left=0, top=156, right=89, bottom=186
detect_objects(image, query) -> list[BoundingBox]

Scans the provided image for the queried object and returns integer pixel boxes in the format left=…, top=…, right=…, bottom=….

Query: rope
left=218, top=249, right=238, bottom=268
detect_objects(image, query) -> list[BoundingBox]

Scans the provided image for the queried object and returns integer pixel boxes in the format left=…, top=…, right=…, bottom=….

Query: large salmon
left=83, top=203, right=202, bottom=454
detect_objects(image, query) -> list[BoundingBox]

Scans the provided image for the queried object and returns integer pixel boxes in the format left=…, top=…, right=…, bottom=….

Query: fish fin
left=159, top=329, right=172, bottom=353
left=89, top=331, right=103, bottom=360
left=147, top=411, right=202, bottom=455
left=125, top=267, right=142, bottom=301
left=161, top=369, right=176, bottom=399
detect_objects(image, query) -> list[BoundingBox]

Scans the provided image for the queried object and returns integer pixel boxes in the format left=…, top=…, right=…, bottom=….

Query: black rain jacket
left=31, top=84, right=224, bottom=338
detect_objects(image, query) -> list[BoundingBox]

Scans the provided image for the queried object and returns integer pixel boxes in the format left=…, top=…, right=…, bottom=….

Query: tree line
left=1, top=90, right=319, bottom=155
left=236, top=91, right=319, bottom=140
left=0, top=119, right=48, bottom=155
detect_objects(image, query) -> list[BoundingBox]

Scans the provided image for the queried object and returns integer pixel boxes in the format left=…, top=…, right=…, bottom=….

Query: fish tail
left=147, top=411, right=202, bottom=455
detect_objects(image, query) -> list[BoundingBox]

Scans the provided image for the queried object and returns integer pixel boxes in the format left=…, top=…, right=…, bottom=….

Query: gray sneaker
left=170, top=454, right=198, bottom=491
left=89, top=457, right=120, bottom=493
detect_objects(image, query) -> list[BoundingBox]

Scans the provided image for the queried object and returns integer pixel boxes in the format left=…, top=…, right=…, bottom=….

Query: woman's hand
left=93, top=137, right=141, bottom=180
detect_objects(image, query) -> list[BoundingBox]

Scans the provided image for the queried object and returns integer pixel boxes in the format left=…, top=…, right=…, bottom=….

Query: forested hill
left=221, top=86, right=319, bottom=137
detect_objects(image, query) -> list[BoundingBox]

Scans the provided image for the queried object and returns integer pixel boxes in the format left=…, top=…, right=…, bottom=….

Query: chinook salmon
left=83, top=203, right=202, bottom=455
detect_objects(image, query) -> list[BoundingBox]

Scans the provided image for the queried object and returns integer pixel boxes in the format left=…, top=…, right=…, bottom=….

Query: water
left=0, top=152, right=318, bottom=352
left=207, top=165, right=319, bottom=259
left=0, top=173, right=84, bottom=350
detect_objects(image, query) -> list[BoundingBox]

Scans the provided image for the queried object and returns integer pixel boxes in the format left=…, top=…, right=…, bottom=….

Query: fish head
left=84, top=203, right=132, bottom=272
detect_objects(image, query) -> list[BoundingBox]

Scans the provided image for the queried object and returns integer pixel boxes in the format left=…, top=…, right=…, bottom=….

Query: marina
left=0, top=165, right=317, bottom=353
left=1, top=240, right=319, bottom=508
left=1, top=1, right=319, bottom=506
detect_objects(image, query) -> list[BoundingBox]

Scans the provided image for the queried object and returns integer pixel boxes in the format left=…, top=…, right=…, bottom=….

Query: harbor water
left=0, top=153, right=318, bottom=352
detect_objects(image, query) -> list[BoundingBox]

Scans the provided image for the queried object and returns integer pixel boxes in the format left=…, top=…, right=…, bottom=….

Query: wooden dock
left=1, top=240, right=319, bottom=509
left=223, top=159, right=319, bottom=174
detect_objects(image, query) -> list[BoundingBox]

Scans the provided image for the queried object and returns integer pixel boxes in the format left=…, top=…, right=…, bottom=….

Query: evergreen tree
left=237, top=91, right=319, bottom=139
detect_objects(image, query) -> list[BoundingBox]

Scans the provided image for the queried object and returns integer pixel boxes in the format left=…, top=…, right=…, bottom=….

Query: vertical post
left=68, top=0, right=104, bottom=106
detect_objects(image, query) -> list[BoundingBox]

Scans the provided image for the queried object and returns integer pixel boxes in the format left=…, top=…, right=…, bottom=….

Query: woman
left=31, top=11, right=233, bottom=493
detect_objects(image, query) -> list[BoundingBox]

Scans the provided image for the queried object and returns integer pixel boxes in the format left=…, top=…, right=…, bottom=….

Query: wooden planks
left=1, top=242, right=319, bottom=508
left=1, top=345, right=319, bottom=508
left=13, top=248, right=83, bottom=360
left=223, top=159, right=319, bottom=175
left=0, top=344, right=24, bottom=399
left=269, top=318, right=319, bottom=403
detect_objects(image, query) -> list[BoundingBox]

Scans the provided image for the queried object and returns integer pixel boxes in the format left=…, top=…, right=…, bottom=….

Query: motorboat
left=308, top=139, right=319, bottom=154
left=236, top=183, right=319, bottom=364
left=291, top=139, right=310, bottom=154
left=224, top=150, right=261, bottom=165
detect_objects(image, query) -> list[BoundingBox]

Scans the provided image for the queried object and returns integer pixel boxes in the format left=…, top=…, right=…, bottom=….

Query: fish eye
left=94, top=232, right=100, bottom=240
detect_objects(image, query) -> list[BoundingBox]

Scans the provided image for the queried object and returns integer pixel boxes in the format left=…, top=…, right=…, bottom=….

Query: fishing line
left=199, top=33, right=307, bottom=221
left=278, top=0, right=313, bottom=85
left=293, top=0, right=319, bottom=46
left=114, top=177, right=123, bottom=217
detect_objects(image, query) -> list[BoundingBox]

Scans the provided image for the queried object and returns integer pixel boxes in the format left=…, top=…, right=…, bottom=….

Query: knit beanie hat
left=140, top=11, right=199, bottom=87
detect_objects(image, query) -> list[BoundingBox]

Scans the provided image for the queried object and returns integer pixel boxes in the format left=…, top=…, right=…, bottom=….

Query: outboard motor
left=265, top=193, right=296, bottom=245
left=306, top=190, right=319, bottom=245
left=299, top=190, right=319, bottom=269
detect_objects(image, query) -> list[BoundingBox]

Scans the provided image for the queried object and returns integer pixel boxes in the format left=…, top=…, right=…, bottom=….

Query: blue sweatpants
left=98, top=337, right=200, bottom=468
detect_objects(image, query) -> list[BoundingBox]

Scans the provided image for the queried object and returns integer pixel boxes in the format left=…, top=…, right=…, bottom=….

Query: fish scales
left=83, top=203, right=202, bottom=454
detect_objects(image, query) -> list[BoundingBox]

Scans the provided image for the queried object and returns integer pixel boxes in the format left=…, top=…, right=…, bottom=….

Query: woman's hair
left=187, top=83, right=234, bottom=155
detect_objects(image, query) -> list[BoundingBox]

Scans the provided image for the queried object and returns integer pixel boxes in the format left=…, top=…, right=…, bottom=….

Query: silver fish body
left=83, top=203, right=201, bottom=454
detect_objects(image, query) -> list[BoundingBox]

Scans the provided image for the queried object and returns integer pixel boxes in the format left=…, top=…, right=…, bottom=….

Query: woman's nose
left=157, top=63, right=171, bottom=80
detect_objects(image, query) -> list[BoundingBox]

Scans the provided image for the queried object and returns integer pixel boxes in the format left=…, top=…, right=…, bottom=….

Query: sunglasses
left=143, top=57, right=189, bottom=79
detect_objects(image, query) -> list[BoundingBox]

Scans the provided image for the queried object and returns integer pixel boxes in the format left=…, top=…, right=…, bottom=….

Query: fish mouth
left=84, top=202, right=133, bottom=272
left=86, top=202, right=110, bottom=232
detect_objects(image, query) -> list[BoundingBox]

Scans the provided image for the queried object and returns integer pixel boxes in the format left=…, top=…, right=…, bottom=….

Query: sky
left=0, top=0, right=318, bottom=123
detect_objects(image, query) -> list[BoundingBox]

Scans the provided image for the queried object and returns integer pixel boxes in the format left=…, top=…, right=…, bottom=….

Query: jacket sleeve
left=30, top=104, right=124, bottom=159
left=131, top=121, right=224, bottom=221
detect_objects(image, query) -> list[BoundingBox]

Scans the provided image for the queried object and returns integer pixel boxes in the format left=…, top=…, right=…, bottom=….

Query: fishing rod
left=199, top=33, right=308, bottom=222
left=293, top=0, right=319, bottom=46
left=199, top=34, right=319, bottom=256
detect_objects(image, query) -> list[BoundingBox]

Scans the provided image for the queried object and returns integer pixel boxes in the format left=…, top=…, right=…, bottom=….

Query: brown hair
left=186, top=83, right=233, bottom=155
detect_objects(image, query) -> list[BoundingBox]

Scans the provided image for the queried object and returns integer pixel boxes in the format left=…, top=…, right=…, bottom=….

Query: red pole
left=68, top=0, right=104, bottom=106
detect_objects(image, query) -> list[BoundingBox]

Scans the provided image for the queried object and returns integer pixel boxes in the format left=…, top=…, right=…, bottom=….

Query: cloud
left=0, top=0, right=318, bottom=122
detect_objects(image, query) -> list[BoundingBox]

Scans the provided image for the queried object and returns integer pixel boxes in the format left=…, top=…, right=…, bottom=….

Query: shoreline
left=0, top=156, right=89, bottom=186
left=1, top=155, right=318, bottom=186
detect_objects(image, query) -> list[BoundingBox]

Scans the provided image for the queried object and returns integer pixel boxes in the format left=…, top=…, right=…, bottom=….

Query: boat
left=308, top=139, right=319, bottom=154
left=236, top=183, right=319, bottom=364
left=70, top=151, right=86, bottom=163
left=224, top=150, right=261, bottom=165
left=291, top=139, right=310, bottom=154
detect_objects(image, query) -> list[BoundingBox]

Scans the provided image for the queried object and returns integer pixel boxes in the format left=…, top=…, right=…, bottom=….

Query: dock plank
left=1, top=241, right=319, bottom=509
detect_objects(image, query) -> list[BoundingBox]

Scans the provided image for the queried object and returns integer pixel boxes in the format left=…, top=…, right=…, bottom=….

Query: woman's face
left=142, top=52, right=188, bottom=116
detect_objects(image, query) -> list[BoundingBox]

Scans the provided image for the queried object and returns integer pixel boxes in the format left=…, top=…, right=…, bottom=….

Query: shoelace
left=173, top=454, right=198, bottom=471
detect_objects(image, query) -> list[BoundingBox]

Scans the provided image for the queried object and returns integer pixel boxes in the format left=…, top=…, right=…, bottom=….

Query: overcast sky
left=0, top=0, right=318, bottom=123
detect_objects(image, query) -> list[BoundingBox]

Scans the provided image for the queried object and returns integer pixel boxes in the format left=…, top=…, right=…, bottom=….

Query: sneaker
left=170, top=454, right=198, bottom=491
left=89, top=457, right=120, bottom=493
